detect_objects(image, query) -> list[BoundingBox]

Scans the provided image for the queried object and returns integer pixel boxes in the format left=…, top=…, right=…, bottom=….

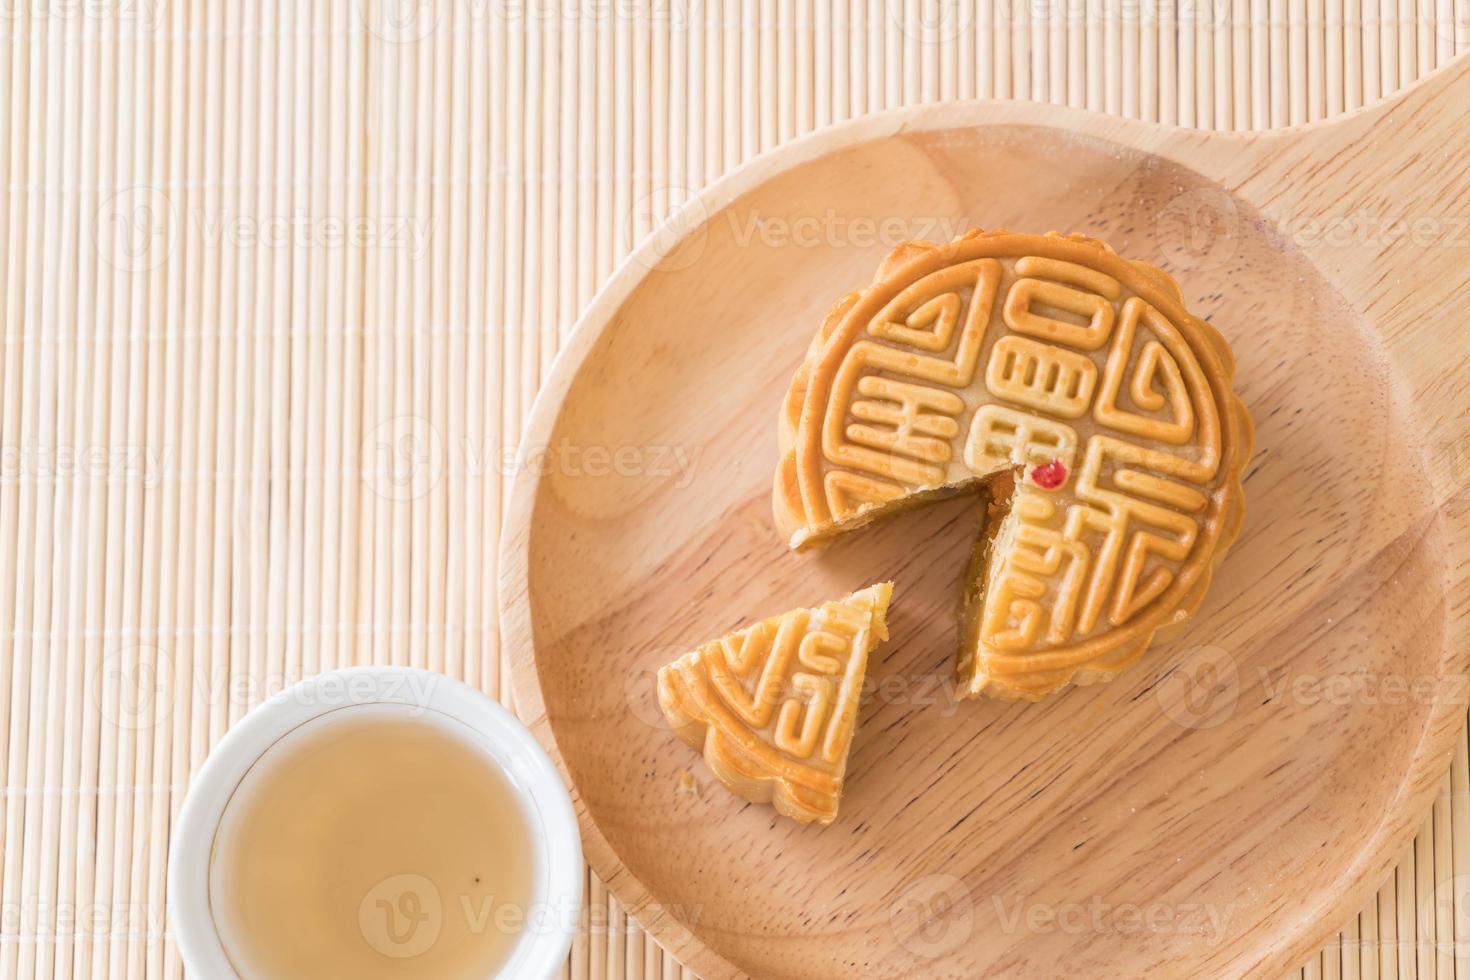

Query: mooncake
left=657, top=583, right=892, bottom=824
left=775, top=230, right=1251, bottom=700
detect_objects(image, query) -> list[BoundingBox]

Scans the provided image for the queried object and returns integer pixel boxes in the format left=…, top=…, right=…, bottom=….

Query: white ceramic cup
left=169, top=666, right=582, bottom=979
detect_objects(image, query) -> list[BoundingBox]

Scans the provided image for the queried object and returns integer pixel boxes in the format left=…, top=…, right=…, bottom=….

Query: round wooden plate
left=501, top=59, right=1470, bottom=979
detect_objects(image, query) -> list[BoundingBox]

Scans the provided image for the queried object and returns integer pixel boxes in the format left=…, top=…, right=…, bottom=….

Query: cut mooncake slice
left=656, top=583, right=892, bottom=825
left=775, top=229, right=1252, bottom=700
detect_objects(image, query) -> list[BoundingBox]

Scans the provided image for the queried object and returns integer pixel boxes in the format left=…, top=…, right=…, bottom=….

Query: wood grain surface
left=502, top=58, right=1470, bottom=978
left=0, top=1, right=1467, bottom=977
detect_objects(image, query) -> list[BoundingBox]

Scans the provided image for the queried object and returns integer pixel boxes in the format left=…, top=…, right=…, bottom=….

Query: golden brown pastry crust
left=774, top=230, right=1252, bottom=700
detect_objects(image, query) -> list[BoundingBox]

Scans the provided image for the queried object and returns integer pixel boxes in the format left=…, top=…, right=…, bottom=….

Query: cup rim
left=168, top=666, right=583, bottom=979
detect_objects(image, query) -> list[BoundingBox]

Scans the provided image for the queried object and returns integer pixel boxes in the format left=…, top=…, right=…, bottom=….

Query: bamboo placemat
left=0, top=2, right=1466, bottom=977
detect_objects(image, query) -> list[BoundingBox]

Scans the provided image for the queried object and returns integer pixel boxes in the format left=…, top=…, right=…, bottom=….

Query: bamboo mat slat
left=0, top=2, right=1466, bottom=977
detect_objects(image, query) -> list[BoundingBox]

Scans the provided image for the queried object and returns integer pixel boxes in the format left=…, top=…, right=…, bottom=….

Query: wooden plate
left=501, top=60, right=1470, bottom=978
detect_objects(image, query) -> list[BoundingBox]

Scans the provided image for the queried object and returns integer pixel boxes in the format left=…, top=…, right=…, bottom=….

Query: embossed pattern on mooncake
left=774, top=231, right=1252, bottom=701
left=657, top=583, right=891, bottom=825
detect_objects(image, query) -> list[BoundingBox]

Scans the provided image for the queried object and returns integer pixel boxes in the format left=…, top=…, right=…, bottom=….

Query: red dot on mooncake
left=1030, top=460, right=1068, bottom=490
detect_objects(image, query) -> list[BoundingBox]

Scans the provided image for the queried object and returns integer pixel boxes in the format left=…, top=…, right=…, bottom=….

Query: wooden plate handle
left=1214, top=55, right=1470, bottom=314
left=1162, top=56, right=1470, bottom=502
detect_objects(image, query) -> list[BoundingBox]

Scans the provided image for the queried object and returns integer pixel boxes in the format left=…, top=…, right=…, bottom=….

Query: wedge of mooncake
left=657, top=583, right=892, bottom=825
left=775, top=230, right=1252, bottom=700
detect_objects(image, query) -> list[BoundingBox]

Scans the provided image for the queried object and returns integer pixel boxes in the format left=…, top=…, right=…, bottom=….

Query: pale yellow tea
left=209, top=708, right=537, bottom=979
